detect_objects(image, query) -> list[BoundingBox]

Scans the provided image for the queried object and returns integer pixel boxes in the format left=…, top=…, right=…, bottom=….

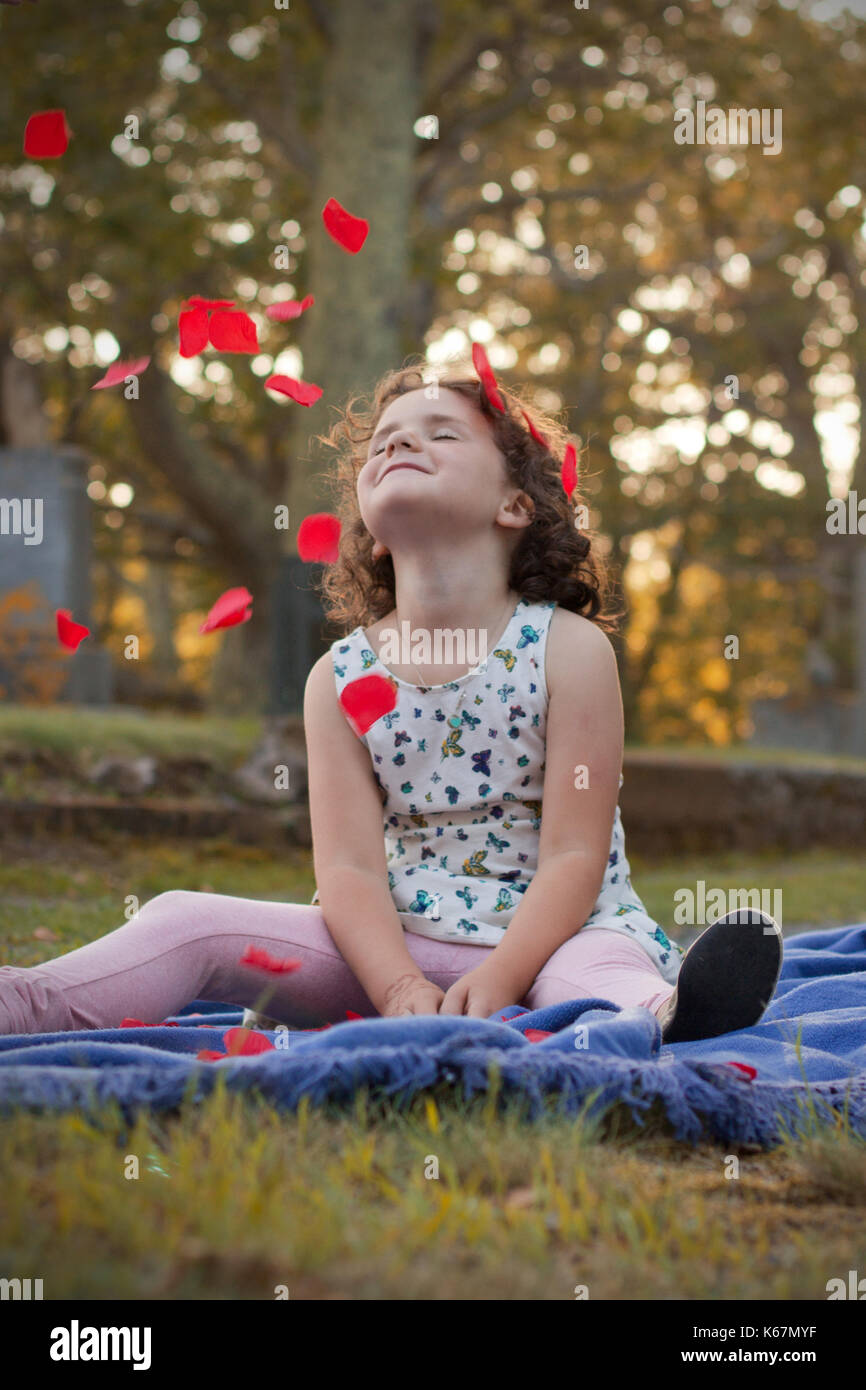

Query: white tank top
left=317, top=594, right=683, bottom=984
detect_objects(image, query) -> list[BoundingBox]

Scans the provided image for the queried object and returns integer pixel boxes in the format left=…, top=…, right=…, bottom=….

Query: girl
left=0, top=359, right=782, bottom=1041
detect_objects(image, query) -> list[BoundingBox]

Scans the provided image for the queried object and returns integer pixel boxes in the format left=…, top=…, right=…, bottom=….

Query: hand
left=438, top=960, right=524, bottom=1018
left=380, top=972, right=446, bottom=1017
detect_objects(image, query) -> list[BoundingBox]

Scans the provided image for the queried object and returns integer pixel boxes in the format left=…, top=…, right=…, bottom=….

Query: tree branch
left=124, top=360, right=272, bottom=574
left=425, top=175, right=656, bottom=234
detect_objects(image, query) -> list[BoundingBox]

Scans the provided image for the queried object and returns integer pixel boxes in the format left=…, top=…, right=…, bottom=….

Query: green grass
left=2, top=704, right=865, bottom=771
left=0, top=704, right=266, bottom=762
left=1, top=1076, right=864, bottom=1299
left=625, top=739, right=866, bottom=774
left=0, top=837, right=862, bottom=969
left=1, top=834, right=865, bottom=1297
left=630, top=846, right=866, bottom=935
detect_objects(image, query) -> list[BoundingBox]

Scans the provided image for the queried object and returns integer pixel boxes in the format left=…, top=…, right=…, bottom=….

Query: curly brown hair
left=312, top=355, right=623, bottom=636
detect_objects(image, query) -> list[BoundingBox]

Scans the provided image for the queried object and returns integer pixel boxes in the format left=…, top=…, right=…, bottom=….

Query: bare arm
left=303, top=654, right=434, bottom=1014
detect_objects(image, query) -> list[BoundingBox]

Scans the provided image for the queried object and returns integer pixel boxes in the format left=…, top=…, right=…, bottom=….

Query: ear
left=371, top=540, right=390, bottom=561
left=499, top=490, right=534, bottom=531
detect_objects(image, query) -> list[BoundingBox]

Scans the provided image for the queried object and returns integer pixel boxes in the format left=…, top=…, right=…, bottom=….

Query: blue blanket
left=1, top=924, right=865, bottom=1148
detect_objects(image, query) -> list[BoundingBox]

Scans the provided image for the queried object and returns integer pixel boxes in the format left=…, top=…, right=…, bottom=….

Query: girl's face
left=356, top=386, right=523, bottom=553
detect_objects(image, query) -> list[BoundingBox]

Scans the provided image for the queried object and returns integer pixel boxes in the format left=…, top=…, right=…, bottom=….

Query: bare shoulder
left=305, top=649, right=337, bottom=696
left=545, top=606, right=618, bottom=695
left=303, top=649, right=381, bottom=779
left=303, top=649, right=345, bottom=726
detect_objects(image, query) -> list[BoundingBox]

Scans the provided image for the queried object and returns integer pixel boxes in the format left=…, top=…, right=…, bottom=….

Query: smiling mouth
left=382, top=462, right=428, bottom=478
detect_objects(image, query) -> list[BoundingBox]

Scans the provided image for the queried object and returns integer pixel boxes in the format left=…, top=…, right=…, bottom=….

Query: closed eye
left=372, top=431, right=457, bottom=456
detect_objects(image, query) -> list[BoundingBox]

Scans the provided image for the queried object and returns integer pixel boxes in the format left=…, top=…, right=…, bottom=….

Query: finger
left=438, top=991, right=464, bottom=1015
left=467, top=994, right=497, bottom=1017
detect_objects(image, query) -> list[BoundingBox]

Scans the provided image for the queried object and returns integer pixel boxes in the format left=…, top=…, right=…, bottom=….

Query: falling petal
left=561, top=443, right=578, bottom=498
left=297, top=513, right=341, bottom=564
left=196, top=1049, right=225, bottom=1062
left=520, top=408, right=548, bottom=448
left=264, top=374, right=323, bottom=407
left=339, top=673, right=398, bottom=737
left=56, top=609, right=90, bottom=651
left=91, top=357, right=151, bottom=390
left=207, top=309, right=259, bottom=354
left=239, top=944, right=303, bottom=975
left=524, top=1029, right=554, bottom=1042
left=199, top=586, right=253, bottom=634
left=23, top=109, right=70, bottom=158
left=186, top=297, right=236, bottom=309
left=265, top=294, right=314, bottom=322
left=471, top=342, right=506, bottom=413
left=322, top=196, right=369, bottom=253
left=179, top=306, right=210, bottom=358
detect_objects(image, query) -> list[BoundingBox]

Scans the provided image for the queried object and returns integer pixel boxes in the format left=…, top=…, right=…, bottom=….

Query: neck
left=389, top=547, right=515, bottom=638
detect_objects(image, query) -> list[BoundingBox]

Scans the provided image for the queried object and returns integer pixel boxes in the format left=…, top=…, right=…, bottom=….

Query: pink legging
left=0, top=889, right=675, bottom=1034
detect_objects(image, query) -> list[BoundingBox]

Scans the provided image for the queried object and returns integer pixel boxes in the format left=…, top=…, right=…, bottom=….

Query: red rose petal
left=265, top=294, right=314, bottom=322
left=207, top=309, right=260, bottom=354
left=524, top=1029, right=554, bottom=1042
left=561, top=443, right=578, bottom=498
left=264, top=374, right=323, bottom=407
left=120, top=1018, right=147, bottom=1028
left=23, top=109, right=70, bottom=159
left=339, top=673, right=398, bottom=737
left=471, top=343, right=506, bottom=413
left=179, top=307, right=210, bottom=358
left=199, top=586, right=253, bottom=635
left=322, top=196, right=369, bottom=253
left=186, top=297, right=236, bottom=309
left=196, top=1049, right=225, bottom=1062
left=297, top=513, right=341, bottom=564
left=520, top=408, right=549, bottom=448
left=91, top=357, right=151, bottom=390
left=224, top=1027, right=276, bottom=1056
left=239, top=944, right=303, bottom=975
left=726, top=1061, right=758, bottom=1081
left=345, top=1011, right=363, bottom=1020
left=56, top=609, right=90, bottom=652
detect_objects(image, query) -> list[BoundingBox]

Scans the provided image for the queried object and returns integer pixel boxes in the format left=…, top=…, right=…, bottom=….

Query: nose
left=386, top=429, right=418, bottom=455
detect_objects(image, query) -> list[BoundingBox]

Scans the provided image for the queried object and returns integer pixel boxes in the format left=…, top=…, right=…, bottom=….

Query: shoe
left=658, top=909, right=783, bottom=1043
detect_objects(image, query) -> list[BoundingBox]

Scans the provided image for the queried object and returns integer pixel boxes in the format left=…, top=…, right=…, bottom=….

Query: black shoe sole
left=661, top=909, right=783, bottom=1044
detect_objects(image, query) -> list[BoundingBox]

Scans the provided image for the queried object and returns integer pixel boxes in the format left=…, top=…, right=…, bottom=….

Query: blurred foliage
left=0, top=583, right=67, bottom=702
left=0, top=0, right=864, bottom=737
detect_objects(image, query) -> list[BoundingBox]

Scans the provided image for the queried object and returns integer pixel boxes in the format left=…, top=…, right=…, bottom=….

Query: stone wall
left=0, top=446, right=112, bottom=702
left=620, top=751, right=866, bottom=854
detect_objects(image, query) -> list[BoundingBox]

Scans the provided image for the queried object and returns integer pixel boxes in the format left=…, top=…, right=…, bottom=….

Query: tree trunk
left=141, top=560, right=180, bottom=683
left=0, top=340, right=50, bottom=447
left=206, top=553, right=281, bottom=716
left=282, top=0, right=423, bottom=542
